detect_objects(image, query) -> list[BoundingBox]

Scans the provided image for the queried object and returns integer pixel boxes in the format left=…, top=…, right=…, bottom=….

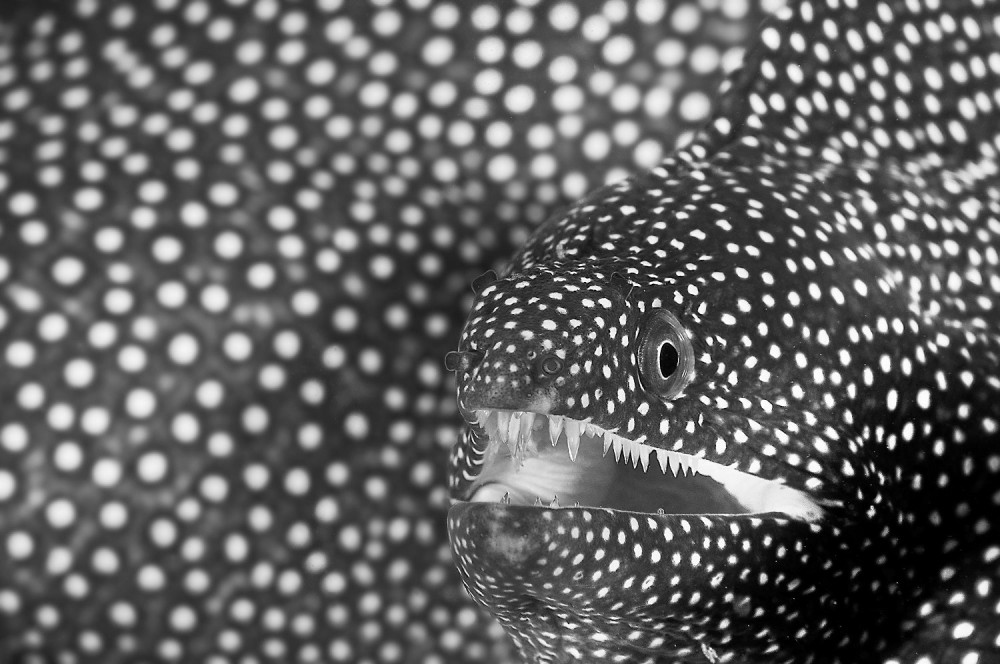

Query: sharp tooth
left=624, top=439, right=640, bottom=468
left=677, top=454, right=699, bottom=476
left=602, top=431, right=613, bottom=456
left=637, top=444, right=651, bottom=472
left=586, top=422, right=600, bottom=437
left=549, top=495, right=560, bottom=508
left=573, top=501, right=581, bottom=508
left=501, top=491, right=510, bottom=505
left=565, top=419, right=581, bottom=459
left=656, top=449, right=670, bottom=474
left=548, top=416, right=564, bottom=446
left=496, top=411, right=512, bottom=445
left=519, top=412, right=536, bottom=440
left=677, top=455, right=689, bottom=476
left=612, top=436, right=624, bottom=462
left=534, top=496, right=543, bottom=506
left=668, top=454, right=681, bottom=477
left=507, top=412, right=522, bottom=453
left=567, top=430, right=580, bottom=462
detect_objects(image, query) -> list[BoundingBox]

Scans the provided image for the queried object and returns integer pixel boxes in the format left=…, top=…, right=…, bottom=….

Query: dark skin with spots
left=450, top=1, right=1000, bottom=662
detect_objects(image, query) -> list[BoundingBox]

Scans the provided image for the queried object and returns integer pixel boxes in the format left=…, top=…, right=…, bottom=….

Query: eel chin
left=464, top=409, right=824, bottom=522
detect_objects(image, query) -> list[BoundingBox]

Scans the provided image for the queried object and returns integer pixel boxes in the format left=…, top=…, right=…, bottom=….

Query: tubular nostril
left=471, top=270, right=498, bottom=294
left=444, top=350, right=483, bottom=373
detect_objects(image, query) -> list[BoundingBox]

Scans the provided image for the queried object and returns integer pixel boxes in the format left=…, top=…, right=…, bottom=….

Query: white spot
left=951, top=621, right=974, bottom=639
left=137, top=452, right=169, bottom=484
left=125, top=388, right=156, bottom=419
left=504, top=85, right=536, bottom=113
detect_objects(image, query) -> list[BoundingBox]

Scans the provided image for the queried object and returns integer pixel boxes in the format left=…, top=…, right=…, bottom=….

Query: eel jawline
left=466, top=409, right=824, bottom=523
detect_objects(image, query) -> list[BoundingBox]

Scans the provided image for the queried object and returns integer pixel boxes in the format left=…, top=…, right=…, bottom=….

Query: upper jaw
left=458, top=407, right=825, bottom=522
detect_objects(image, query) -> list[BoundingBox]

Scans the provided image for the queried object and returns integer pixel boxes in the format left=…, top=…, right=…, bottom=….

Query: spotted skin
left=449, top=1, right=1000, bottom=663
left=0, top=1, right=761, bottom=662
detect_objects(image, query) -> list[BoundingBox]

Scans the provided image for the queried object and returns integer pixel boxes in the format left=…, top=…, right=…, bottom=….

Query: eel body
left=448, top=1, right=1000, bottom=662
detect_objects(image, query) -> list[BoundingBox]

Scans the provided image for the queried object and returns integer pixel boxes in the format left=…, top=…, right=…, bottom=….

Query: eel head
left=444, top=261, right=884, bottom=661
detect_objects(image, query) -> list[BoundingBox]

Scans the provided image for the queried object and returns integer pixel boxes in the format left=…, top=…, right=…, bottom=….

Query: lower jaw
left=447, top=501, right=830, bottom=664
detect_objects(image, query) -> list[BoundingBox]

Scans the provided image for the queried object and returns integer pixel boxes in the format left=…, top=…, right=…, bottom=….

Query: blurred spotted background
left=0, top=1, right=774, bottom=662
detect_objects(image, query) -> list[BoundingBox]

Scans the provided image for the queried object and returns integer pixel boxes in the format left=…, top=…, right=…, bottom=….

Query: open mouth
left=464, top=409, right=824, bottom=522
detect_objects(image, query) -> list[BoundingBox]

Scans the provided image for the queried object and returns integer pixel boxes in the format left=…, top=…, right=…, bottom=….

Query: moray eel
left=448, top=1, right=1000, bottom=662
left=0, top=1, right=759, bottom=662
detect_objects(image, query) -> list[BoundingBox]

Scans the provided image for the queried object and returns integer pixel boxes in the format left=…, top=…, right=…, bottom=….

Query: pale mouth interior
left=467, top=409, right=824, bottom=522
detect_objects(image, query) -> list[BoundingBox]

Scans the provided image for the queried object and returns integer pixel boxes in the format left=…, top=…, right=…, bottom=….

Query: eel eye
left=541, top=355, right=562, bottom=375
left=636, top=309, right=695, bottom=400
